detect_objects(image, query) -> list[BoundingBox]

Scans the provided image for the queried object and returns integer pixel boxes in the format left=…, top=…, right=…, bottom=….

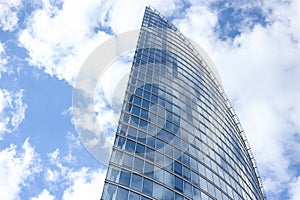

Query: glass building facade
left=101, top=6, right=264, bottom=200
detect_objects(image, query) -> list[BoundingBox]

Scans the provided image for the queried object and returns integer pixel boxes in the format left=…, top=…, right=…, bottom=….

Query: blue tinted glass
left=141, top=196, right=151, bottom=200
left=142, top=178, right=153, bottom=196
left=144, top=84, right=151, bottom=91
left=142, top=99, right=150, bottom=108
left=116, top=187, right=128, bottom=199
left=128, top=127, right=137, bottom=139
left=175, top=176, right=183, bottom=192
left=133, top=95, right=142, bottom=105
left=131, top=115, right=139, bottom=124
left=131, top=173, right=142, bottom=191
left=135, top=143, right=145, bottom=155
left=183, top=153, right=190, bottom=165
left=164, top=187, right=174, bottom=200
left=102, top=184, right=117, bottom=200
left=116, top=136, right=125, bottom=149
left=125, top=139, right=136, bottom=153
left=129, top=191, right=140, bottom=200
left=143, top=90, right=150, bottom=100
left=132, top=105, right=140, bottom=115
left=107, top=167, right=120, bottom=182
left=151, top=94, right=158, bottom=103
left=193, top=186, right=201, bottom=199
left=146, top=136, right=155, bottom=147
left=137, top=131, right=146, bottom=143
left=164, top=170, right=174, bottom=187
left=136, top=88, right=143, bottom=96
left=153, top=182, right=163, bottom=199
left=174, top=161, right=182, bottom=176
left=139, top=118, right=148, bottom=127
left=191, top=171, right=199, bottom=185
left=123, top=153, right=133, bottom=169
left=119, top=170, right=131, bottom=187
left=166, top=120, right=172, bottom=131
left=183, top=166, right=191, bottom=180
left=142, top=111, right=150, bottom=123
left=133, top=157, right=144, bottom=173
left=165, top=131, right=173, bottom=141
left=145, top=147, right=154, bottom=161
left=144, top=161, right=154, bottom=178
left=184, top=181, right=192, bottom=198
left=155, top=139, right=164, bottom=150
left=175, top=193, right=184, bottom=200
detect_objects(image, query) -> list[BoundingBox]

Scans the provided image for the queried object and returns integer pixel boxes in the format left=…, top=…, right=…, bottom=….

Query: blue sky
left=0, top=0, right=300, bottom=199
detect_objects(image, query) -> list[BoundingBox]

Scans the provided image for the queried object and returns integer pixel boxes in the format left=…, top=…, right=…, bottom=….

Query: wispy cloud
left=0, top=89, right=27, bottom=139
left=0, top=0, right=22, bottom=31
left=0, top=138, right=40, bottom=200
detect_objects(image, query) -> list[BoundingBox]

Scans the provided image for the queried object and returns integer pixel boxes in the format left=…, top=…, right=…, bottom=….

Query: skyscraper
left=101, top=6, right=264, bottom=200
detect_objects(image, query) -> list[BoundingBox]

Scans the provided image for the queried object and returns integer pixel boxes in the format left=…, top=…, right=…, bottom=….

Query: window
left=116, top=136, right=125, bottom=149
left=116, top=187, right=129, bottom=199
left=164, top=187, right=174, bottom=200
left=122, top=153, right=133, bottom=169
left=107, top=167, right=120, bottom=182
left=131, top=173, right=142, bottom=191
left=174, top=176, right=183, bottom=192
left=129, top=191, right=140, bottom=200
left=119, top=169, right=131, bottom=187
left=142, top=178, right=153, bottom=196
left=125, top=139, right=136, bottom=153
left=164, top=170, right=174, bottom=187
left=184, top=181, right=192, bottom=198
left=133, top=157, right=144, bottom=173
left=183, top=165, right=191, bottom=181
left=174, top=161, right=182, bottom=176
left=102, top=184, right=116, bottom=200
left=191, top=171, right=199, bottom=186
left=153, top=182, right=163, bottom=199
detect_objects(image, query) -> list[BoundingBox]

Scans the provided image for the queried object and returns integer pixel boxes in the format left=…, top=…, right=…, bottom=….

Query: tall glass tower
left=101, top=6, right=264, bottom=200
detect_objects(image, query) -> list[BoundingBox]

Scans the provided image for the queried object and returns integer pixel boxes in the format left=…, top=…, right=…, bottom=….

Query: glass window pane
left=125, top=139, right=136, bottom=153
left=122, top=153, right=133, bottom=169
left=133, top=157, right=144, bottom=173
left=131, top=173, right=142, bottom=191
left=142, top=178, right=153, bottom=196
left=184, top=181, right=192, bottom=198
left=175, top=176, right=183, bottom=192
left=164, top=170, right=174, bottom=187
left=107, top=167, right=120, bottom=182
left=129, top=191, right=140, bottom=200
left=164, top=187, right=174, bottom=200
left=119, top=169, right=131, bottom=187
left=116, top=187, right=129, bottom=200
left=183, top=165, right=191, bottom=180
left=174, top=161, right=182, bottom=176
left=102, top=183, right=116, bottom=200
left=153, top=182, right=163, bottom=200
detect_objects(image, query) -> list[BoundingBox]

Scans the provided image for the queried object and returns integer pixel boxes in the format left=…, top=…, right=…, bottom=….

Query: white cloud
left=31, top=189, right=55, bottom=200
left=0, top=42, right=9, bottom=78
left=0, top=89, right=27, bottom=139
left=62, top=167, right=106, bottom=200
left=18, top=0, right=112, bottom=85
left=289, top=176, right=300, bottom=200
left=43, top=146, right=107, bottom=199
left=0, top=0, right=22, bottom=31
left=0, top=138, right=40, bottom=200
